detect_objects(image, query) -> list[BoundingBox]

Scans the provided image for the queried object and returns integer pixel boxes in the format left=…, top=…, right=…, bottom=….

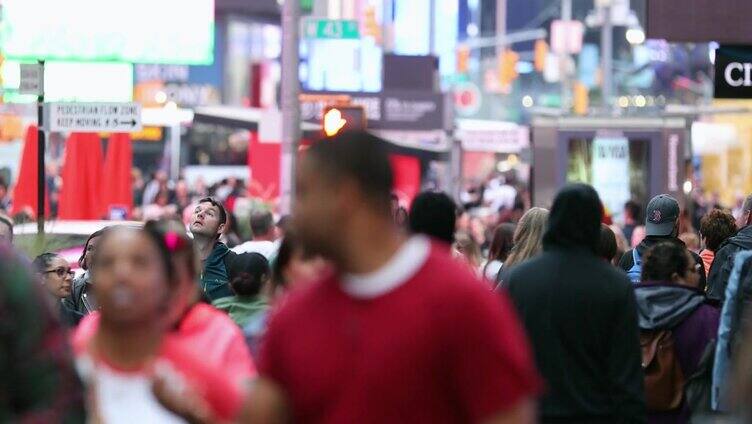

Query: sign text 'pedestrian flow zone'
left=48, top=102, right=142, bottom=132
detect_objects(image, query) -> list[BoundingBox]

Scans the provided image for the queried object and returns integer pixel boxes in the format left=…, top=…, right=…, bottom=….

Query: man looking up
left=190, top=197, right=238, bottom=300
left=248, top=131, right=541, bottom=424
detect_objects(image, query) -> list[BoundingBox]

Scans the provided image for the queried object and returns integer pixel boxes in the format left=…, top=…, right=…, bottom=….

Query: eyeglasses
left=45, top=268, right=75, bottom=278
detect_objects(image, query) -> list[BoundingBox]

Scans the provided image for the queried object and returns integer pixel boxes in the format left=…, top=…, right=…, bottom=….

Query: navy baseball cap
left=645, top=194, right=680, bottom=237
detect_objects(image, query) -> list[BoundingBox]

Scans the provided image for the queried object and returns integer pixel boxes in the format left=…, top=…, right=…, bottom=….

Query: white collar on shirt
left=341, top=235, right=431, bottom=299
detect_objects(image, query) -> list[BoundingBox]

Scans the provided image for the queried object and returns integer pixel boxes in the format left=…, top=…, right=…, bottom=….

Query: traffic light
left=573, top=81, right=589, bottom=115
left=456, top=45, right=470, bottom=74
left=534, top=39, right=548, bottom=72
left=322, top=105, right=366, bottom=137
left=497, top=49, right=519, bottom=88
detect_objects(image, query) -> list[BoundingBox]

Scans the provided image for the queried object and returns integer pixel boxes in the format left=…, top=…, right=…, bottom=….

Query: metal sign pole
left=280, top=0, right=301, bottom=215
left=36, top=59, right=45, bottom=240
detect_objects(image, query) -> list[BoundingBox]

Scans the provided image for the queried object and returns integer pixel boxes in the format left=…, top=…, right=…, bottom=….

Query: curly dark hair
left=700, top=209, right=737, bottom=252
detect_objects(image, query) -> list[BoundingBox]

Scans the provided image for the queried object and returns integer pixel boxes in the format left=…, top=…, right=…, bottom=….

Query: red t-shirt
left=259, top=237, right=541, bottom=423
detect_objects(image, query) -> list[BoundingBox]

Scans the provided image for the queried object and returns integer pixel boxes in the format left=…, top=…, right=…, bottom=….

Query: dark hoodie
left=201, top=242, right=238, bottom=301
left=706, top=225, right=752, bottom=301
left=619, top=236, right=707, bottom=291
left=634, top=283, right=720, bottom=424
left=507, top=184, right=646, bottom=423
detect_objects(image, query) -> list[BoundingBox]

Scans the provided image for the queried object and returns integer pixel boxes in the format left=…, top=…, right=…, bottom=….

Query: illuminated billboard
left=2, top=62, right=134, bottom=103
left=0, top=0, right=214, bottom=64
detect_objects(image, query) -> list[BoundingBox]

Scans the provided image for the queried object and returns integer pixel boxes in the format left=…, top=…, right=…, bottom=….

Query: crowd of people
left=1, top=130, right=752, bottom=423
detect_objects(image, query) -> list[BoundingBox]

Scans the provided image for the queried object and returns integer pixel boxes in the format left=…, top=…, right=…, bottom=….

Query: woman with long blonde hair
left=495, top=207, right=549, bottom=288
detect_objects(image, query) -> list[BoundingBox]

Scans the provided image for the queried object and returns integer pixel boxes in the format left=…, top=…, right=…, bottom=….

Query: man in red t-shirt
left=248, top=131, right=541, bottom=424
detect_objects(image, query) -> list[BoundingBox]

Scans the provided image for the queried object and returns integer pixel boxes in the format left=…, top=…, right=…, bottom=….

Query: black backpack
left=684, top=338, right=716, bottom=419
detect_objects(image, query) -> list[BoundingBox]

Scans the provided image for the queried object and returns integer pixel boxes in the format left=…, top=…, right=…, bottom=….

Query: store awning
left=193, top=106, right=321, bottom=132
left=193, top=106, right=451, bottom=160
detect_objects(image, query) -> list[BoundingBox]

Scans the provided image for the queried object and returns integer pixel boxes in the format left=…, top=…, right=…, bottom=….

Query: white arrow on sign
left=47, top=102, right=142, bottom=133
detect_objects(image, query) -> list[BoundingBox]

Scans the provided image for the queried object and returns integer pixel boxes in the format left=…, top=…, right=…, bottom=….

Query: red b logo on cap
left=650, top=209, right=662, bottom=223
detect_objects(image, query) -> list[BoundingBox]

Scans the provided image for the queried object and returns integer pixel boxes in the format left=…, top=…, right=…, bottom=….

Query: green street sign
left=303, top=18, right=360, bottom=40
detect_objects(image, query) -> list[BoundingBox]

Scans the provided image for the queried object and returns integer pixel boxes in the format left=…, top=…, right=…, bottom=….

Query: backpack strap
left=633, top=248, right=641, bottom=266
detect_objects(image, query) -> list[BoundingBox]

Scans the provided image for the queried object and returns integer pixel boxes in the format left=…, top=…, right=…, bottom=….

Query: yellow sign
left=131, top=126, right=163, bottom=141
left=0, top=115, right=24, bottom=141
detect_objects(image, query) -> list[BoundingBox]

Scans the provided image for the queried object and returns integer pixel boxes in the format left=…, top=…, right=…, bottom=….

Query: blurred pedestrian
left=66, top=227, right=109, bottom=316
left=711, top=232, right=752, bottom=409
left=243, top=231, right=328, bottom=357
left=33, top=252, right=83, bottom=326
left=0, top=177, right=11, bottom=212
left=71, top=226, right=244, bottom=423
left=213, top=252, right=270, bottom=327
left=728, top=268, right=752, bottom=419
left=73, top=220, right=257, bottom=390
left=142, top=170, right=169, bottom=207
left=131, top=168, right=144, bottom=207
left=619, top=195, right=707, bottom=289
left=172, top=179, right=192, bottom=210
left=482, top=223, right=515, bottom=281
left=496, top=207, right=549, bottom=288
left=453, top=231, right=483, bottom=274
left=409, top=191, right=456, bottom=246
left=0, top=213, right=12, bottom=245
left=699, top=209, right=737, bottom=276
left=707, top=194, right=752, bottom=301
left=189, top=197, right=241, bottom=300
left=597, top=224, right=618, bottom=263
left=222, top=213, right=243, bottom=248
left=469, top=215, right=488, bottom=250
left=233, top=209, right=279, bottom=259
left=248, top=131, right=541, bottom=423
left=507, top=183, right=645, bottom=422
left=0, top=246, right=85, bottom=422
left=610, top=224, right=630, bottom=266
left=623, top=200, right=642, bottom=245
left=276, top=215, right=292, bottom=239
left=679, top=232, right=701, bottom=253
left=636, top=241, right=718, bottom=421
left=141, top=188, right=178, bottom=220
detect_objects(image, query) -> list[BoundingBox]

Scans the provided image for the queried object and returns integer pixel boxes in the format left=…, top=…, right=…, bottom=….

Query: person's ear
left=671, top=272, right=681, bottom=283
left=217, top=222, right=226, bottom=235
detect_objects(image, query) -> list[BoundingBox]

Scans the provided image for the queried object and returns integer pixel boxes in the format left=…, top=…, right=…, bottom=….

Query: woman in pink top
left=72, top=224, right=244, bottom=423
left=76, top=219, right=256, bottom=392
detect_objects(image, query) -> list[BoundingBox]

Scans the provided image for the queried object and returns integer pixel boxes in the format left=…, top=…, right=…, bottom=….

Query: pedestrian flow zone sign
left=47, top=102, right=142, bottom=132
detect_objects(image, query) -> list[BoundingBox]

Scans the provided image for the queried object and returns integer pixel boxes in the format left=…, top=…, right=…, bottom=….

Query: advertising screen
left=1, top=0, right=214, bottom=64
left=567, top=136, right=650, bottom=220
left=2, top=62, right=133, bottom=103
